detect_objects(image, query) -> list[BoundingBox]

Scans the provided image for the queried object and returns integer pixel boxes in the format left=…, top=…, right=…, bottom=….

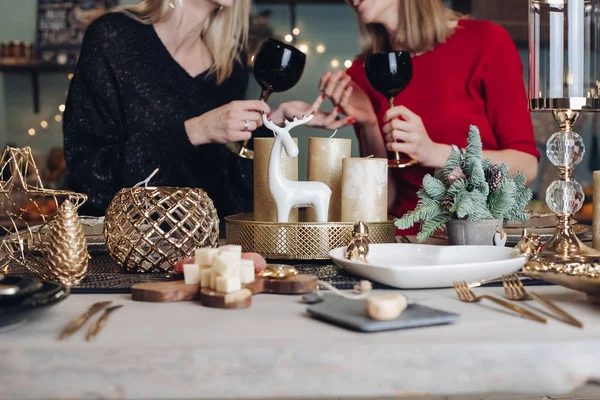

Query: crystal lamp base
left=521, top=110, right=600, bottom=273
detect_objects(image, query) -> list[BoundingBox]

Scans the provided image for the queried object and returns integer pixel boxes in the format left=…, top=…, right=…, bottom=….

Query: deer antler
left=262, top=112, right=314, bottom=135
left=262, top=113, right=282, bottom=134
left=283, top=113, right=315, bottom=131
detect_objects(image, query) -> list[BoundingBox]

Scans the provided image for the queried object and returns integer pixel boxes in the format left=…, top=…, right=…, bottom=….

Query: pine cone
left=441, top=196, right=454, bottom=212
left=447, top=166, right=466, bottom=185
left=485, top=164, right=503, bottom=192
left=42, top=199, right=89, bottom=287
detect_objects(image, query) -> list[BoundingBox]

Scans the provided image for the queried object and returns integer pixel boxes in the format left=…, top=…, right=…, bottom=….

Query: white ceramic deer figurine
left=263, top=113, right=332, bottom=223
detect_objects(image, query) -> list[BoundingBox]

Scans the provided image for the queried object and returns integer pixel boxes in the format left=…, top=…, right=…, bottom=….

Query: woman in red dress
left=319, top=0, right=539, bottom=234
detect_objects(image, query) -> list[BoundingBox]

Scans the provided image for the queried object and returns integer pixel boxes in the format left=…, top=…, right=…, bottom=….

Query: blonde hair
left=358, top=0, right=464, bottom=55
left=116, top=0, right=250, bottom=84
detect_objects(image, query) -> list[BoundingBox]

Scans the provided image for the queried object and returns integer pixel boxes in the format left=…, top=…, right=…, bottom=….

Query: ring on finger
left=244, top=120, right=250, bottom=131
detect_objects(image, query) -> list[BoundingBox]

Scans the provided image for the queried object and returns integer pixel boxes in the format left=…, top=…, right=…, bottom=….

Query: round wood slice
left=261, top=274, right=317, bottom=294
left=243, top=279, right=264, bottom=295
left=200, top=288, right=252, bottom=309
left=132, top=281, right=202, bottom=302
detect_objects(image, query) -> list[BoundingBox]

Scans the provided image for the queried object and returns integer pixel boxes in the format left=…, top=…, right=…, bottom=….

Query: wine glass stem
left=388, top=97, right=401, bottom=162
left=239, top=90, right=272, bottom=151
left=260, top=89, right=272, bottom=103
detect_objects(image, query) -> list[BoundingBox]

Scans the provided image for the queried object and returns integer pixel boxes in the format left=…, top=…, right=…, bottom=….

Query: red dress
left=346, top=19, right=540, bottom=234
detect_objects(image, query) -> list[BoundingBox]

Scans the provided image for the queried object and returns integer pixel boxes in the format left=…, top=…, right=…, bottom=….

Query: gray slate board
left=307, top=295, right=459, bottom=332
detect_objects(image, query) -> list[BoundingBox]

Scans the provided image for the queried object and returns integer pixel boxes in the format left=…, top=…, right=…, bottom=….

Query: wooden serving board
left=132, top=274, right=317, bottom=309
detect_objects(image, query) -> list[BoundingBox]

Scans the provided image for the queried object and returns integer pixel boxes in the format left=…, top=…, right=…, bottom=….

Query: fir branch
left=468, top=158, right=489, bottom=197
left=506, top=172, right=532, bottom=222
left=462, top=126, right=488, bottom=197
left=416, top=213, right=450, bottom=242
left=416, top=188, right=431, bottom=201
left=444, top=151, right=463, bottom=177
left=433, top=168, right=446, bottom=184
left=505, top=209, right=530, bottom=222
left=451, top=185, right=491, bottom=220
left=465, top=191, right=493, bottom=221
left=395, top=210, right=420, bottom=230
left=499, top=162, right=510, bottom=177
left=395, top=198, right=444, bottom=230
left=512, top=172, right=526, bottom=188
left=446, top=179, right=467, bottom=199
left=481, top=158, right=492, bottom=171
left=452, top=189, right=473, bottom=219
left=488, top=179, right=517, bottom=218
left=464, top=125, right=482, bottom=165
left=422, top=174, right=447, bottom=201
left=506, top=187, right=532, bottom=221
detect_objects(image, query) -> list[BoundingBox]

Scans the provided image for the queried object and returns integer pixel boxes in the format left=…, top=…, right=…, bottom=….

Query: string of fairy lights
left=283, top=28, right=353, bottom=69
left=26, top=72, right=73, bottom=137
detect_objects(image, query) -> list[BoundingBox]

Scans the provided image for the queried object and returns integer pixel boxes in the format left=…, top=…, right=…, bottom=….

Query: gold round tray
left=225, top=213, right=397, bottom=260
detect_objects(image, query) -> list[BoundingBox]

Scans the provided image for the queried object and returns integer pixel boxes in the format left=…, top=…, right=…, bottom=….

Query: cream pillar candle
left=593, top=171, right=600, bottom=250
left=254, top=138, right=298, bottom=222
left=306, top=137, right=352, bottom=222
left=341, top=158, right=388, bottom=222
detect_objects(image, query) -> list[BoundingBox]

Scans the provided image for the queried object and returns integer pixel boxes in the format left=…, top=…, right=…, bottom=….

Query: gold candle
left=253, top=138, right=298, bottom=222
left=341, top=158, right=388, bottom=222
left=593, top=171, right=600, bottom=250
left=306, top=137, right=352, bottom=222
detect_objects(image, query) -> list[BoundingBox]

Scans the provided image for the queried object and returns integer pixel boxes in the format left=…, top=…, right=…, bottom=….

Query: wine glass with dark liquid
left=226, top=38, right=306, bottom=159
left=365, top=51, right=417, bottom=168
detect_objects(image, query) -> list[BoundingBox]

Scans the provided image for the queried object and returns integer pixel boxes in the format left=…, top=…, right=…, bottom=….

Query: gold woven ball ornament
left=104, top=186, right=219, bottom=273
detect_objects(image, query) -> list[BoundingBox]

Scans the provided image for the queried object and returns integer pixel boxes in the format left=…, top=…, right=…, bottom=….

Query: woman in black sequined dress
left=63, top=0, right=336, bottom=220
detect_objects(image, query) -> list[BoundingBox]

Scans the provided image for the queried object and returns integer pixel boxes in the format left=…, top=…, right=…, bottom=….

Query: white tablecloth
left=1, top=286, right=600, bottom=399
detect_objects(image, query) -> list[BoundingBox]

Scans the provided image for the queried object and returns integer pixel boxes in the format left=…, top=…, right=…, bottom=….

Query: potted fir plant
left=396, top=125, right=531, bottom=245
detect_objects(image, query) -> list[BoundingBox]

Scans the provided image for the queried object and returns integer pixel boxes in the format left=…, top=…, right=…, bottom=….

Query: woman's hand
left=185, top=100, right=269, bottom=146
left=382, top=106, right=451, bottom=168
left=319, top=70, right=378, bottom=126
left=271, top=95, right=352, bottom=130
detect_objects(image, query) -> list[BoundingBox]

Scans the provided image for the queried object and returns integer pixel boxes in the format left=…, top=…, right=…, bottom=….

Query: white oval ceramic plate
left=330, top=243, right=527, bottom=289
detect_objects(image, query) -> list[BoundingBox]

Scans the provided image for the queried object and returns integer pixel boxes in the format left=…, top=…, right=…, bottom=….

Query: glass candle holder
left=529, top=0, right=600, bottom=110
left=527, top=0, right=600, bottom=271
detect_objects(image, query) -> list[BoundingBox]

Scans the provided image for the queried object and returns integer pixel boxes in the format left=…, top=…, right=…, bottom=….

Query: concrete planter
left=446, top=218, right=504, bottom=246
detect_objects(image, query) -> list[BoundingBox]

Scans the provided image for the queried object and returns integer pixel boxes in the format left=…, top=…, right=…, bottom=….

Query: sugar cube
left=195, top=247, right=219, bottom=268
left=200, top=268, right=216, bottom=288
left=239, top=259, right=255, bottom=284
left=183, top=264, right=201, bottom=285
left=216, top=275, right=242, bottom=294
left=212, top=252, right=240, bottom=278
left=218, top=245, right=242, bottom=259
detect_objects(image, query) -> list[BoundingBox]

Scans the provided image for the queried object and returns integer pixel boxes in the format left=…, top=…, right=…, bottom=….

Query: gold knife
left=58, top=301, right=112, bottom=340
left=85, top=305, right=123, bottom=342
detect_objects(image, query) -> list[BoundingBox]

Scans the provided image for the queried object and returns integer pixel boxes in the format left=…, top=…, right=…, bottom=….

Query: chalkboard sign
left=36, top=0, right=117, bottom=65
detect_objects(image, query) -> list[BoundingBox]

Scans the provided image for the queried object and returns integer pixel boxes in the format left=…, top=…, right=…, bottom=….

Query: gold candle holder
left=524, top=2, right=600, bottom=276
left=306, top=137, right=352, bottom=222
left=253, top=137, right=299, bottom=222
left=341, top=158, right=388, bottom=223
left=593, top=171, right=600, bottom=250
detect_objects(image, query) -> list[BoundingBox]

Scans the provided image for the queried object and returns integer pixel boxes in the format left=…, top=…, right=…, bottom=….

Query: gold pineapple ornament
left=41, top=199, right=89, bottom=287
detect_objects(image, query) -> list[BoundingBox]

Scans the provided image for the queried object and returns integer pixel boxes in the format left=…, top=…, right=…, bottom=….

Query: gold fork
left=85, top=305, right=123, bottom=342
left=502, top=275, right=583, bottom=328
left=58, top=301, right=112, bottom=340
left=453, top=281, right=546, bottom=323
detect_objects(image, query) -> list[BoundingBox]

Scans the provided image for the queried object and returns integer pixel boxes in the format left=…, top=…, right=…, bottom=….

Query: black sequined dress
left=64, top=12, right=259, bottom=222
